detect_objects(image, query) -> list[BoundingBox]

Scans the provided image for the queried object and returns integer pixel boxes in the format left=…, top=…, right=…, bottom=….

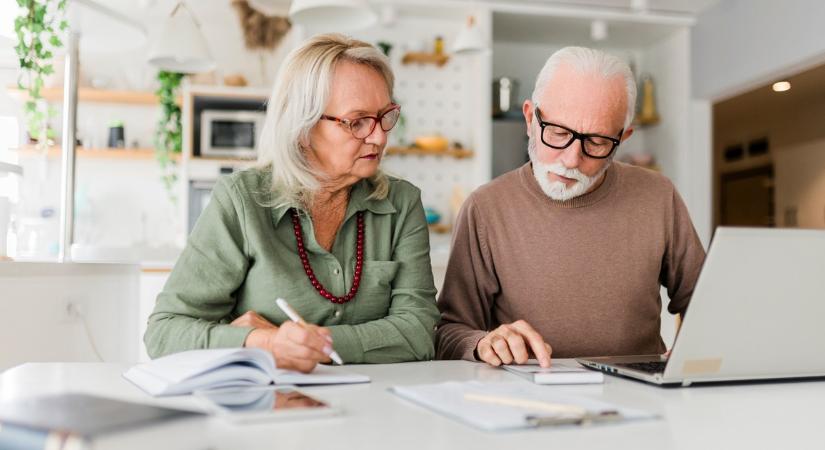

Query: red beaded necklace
left=290, top=208, right=364, bottom=304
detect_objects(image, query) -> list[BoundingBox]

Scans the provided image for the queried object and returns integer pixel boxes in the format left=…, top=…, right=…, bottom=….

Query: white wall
left=641, top=28, right=691, bottom=194
left=0, top=262, right=141, bottom=371
left=775, top=138, right=825, bottom=229
left=692, top=0, right=825, bottom=101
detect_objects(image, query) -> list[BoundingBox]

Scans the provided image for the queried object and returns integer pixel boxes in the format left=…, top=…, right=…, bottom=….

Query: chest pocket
left=353, top=260, right=400, bottom=323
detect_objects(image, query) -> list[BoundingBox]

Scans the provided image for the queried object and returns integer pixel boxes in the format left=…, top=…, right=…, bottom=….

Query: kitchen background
left=2, top=0, right=824, bottom=366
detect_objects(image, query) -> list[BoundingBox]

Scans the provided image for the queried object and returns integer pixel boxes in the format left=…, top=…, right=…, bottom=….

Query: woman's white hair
left=531, top=46, right=636, bottom=129
left=256, top=33, right=394, bottom=208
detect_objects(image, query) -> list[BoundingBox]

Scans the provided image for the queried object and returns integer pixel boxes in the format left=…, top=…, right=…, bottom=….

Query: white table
left=0, top=360, right=821, bottom=450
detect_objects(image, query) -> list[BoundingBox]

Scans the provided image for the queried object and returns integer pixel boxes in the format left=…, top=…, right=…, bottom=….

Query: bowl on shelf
left=424, top=207, right=441, bottom=225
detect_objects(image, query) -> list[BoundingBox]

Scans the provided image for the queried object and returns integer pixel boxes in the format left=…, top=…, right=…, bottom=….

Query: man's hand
left=476, top=320, right=552, bottom=368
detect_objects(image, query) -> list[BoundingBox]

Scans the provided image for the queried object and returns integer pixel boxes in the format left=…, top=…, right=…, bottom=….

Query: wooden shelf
left=17, top=146, right=180, bottom=161
left=401, top=52, right=450, bottom=67
left=7, top=86, right=181, bottom=106
left=385, top=146, right=474, bottom=159
left=428, top=223, right=452, bottom=234
left=189, top=156, right=257, bottom=164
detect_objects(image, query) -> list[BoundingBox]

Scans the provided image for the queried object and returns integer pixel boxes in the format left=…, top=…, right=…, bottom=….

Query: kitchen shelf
left=6, top=86, right=180, bottom=106
left=428, top=223, right=452, bottom=234
left=385, top=146, right=474, bottom=159
left=401, top=52, right=450, bottom=67
left=189, top=156, right=257, bottom=164
left=17, top=146, right=180, bottom=161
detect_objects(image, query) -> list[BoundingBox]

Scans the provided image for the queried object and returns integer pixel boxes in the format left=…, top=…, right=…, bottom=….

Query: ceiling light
left=148, top=2, right=215, bottom=74
left=590, top=19, right=608, bottom=41
left=288, top=0, right=377, bottom=31
left=772, top=81, right=791, bottom=92
left=630, top=0, right=649, bottom=13
left=453, top=16, right=487, bottom=54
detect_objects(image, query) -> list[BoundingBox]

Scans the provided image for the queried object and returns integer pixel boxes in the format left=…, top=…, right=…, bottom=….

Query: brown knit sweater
left=436, top=162, right=706, bottom=361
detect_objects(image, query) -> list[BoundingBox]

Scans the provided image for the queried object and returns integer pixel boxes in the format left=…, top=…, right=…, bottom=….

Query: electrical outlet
left=61, top=298, right=83, bottom=323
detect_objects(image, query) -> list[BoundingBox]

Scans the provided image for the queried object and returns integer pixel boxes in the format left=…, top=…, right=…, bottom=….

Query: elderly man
left=436, top=47, right=705, bottom=367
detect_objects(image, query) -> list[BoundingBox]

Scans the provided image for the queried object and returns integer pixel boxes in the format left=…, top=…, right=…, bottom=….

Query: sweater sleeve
left=435, top=195, right=500, bottom=361
left=143, top=176, right=254, bottom=358
left=660, top=187, right=707, bottom=316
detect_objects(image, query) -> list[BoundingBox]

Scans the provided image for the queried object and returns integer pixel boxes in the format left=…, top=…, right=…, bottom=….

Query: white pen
left=275, top=298, right=343, bottom=365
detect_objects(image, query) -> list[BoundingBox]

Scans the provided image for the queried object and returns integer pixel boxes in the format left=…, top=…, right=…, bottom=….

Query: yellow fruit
left=414, top=135, right=449, bottom=152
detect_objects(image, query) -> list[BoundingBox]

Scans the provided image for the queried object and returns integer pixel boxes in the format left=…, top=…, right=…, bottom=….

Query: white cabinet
left=138, top=268, right=171, bottom=362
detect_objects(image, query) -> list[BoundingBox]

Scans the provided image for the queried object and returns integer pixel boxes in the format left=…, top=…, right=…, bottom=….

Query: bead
left=291, top=207, right=364, bottom=305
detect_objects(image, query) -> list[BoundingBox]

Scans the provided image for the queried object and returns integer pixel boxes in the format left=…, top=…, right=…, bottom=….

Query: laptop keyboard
left=616, top=361, right=667, bottom=374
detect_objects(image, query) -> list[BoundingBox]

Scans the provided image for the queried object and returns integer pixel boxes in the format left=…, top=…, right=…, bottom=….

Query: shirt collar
left=270, top=178, right=396, bottom=226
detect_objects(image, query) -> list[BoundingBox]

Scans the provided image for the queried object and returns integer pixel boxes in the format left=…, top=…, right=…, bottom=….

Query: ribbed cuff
left=461, top=330, right=489, bottom=362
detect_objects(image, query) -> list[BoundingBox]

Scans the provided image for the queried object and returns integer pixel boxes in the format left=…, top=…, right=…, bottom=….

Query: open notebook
left=124, top=348, right=369, bottom=397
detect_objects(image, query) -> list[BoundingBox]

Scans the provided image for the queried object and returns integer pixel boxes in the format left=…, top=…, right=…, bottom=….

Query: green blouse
left=144, top=168, right=439, bottom=363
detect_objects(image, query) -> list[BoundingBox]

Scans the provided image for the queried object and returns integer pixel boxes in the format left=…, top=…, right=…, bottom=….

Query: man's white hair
left=256, top=33, right=393, bottom=208
left=531, top=46, right=636, bottom=128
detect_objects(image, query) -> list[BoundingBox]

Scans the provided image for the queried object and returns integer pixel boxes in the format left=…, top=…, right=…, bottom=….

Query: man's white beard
left=528, top=134, right=610, bottom=201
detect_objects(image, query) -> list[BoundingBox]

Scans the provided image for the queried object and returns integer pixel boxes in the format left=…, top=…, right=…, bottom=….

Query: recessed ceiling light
left=772, top=81, right=791, bottom=92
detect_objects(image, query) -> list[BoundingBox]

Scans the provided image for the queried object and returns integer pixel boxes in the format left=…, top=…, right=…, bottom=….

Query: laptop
left=577, top=227, right=825, bottom=387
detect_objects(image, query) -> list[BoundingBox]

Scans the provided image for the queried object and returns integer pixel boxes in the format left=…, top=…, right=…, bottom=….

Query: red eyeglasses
left=320, top=104, right=401, bottom=139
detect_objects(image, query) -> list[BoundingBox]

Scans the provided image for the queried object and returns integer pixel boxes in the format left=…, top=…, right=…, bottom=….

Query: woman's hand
left=244, top=322, right=333, bottom=373
left=231, top=311, right=278, bottom=330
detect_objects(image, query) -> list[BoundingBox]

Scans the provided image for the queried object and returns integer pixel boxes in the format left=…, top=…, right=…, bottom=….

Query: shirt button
left=333, top=268, right=340, bottom=275
left=334, top=310, right=342, bottom=318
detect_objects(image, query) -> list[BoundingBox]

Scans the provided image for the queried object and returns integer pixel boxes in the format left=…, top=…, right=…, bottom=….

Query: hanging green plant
left=154, top=70, right=184, bottom=204
left=14, top=0, right=68, bottom=150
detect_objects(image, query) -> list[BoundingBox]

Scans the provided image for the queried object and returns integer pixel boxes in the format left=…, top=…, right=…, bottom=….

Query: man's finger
left=502, top=330, right=530, bottom=364
left=477, top=340, right=502, bottom=366
left=490, top=335, right=514, bottom=365
left=511, top=320, right=552, bottom=367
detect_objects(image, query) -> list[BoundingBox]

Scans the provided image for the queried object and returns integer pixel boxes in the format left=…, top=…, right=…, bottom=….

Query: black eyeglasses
left=320, top=104, right=401, bottom=139
left=533, top=107, right=623, bottom=159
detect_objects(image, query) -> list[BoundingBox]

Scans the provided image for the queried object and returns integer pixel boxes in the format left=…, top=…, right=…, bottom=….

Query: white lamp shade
left=452, top=17, right=486, bottom=54
left=248, top=0, right=287, bottom=17
left=289, top=0, right=377, bottom=31
left=147, top=3, right=215, bottom=73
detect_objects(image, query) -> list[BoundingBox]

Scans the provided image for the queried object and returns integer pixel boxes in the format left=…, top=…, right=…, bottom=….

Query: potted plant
left=13, top=0, right=68, bottom=150
left=154, top=70, right=184, bottom=203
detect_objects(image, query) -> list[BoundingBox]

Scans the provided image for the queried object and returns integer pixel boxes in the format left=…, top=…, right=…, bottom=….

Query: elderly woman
left=144, top=34, right=439, bottom=373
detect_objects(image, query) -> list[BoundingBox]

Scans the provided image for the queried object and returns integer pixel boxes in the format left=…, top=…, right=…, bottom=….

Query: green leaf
left=48, top=35, right=61, bottom=47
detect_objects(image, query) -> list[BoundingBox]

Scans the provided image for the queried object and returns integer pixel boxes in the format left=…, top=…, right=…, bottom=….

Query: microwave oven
left=200, top=109, right=265, bottom=159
